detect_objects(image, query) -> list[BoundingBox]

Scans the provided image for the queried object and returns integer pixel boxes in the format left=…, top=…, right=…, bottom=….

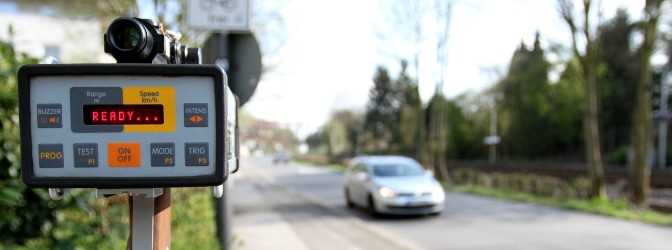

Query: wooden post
left=154, top=188, right=171, bottom=250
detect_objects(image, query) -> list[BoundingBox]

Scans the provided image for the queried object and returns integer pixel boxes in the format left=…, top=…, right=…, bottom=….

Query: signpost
left=187, top=1, right=261, bottom=249
left=187, top=0, right=251, bottom=32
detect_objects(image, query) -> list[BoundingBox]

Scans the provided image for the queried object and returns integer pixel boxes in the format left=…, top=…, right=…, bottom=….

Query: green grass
left=171, top=188, right=221, bottom=250
left=449, top=184, right=672, bottom=226
left=4, top=188, right=220, bottom=250
left=325, top=164, right=346, bottom=173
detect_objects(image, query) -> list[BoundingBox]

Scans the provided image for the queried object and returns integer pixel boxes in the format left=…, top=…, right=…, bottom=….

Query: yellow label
left=123, top=86, right=175, bottom=133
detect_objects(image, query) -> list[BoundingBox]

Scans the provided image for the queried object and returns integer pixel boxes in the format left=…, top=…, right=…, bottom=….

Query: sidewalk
left=230, top=172, right=309, bottom=250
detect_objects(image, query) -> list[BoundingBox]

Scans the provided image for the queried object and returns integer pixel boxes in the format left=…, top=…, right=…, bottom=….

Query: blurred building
left=0, top=12, right=112, bottom=63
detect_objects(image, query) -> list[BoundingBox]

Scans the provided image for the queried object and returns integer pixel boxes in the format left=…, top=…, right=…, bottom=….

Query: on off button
left=108, top=142, right=141, bottom=168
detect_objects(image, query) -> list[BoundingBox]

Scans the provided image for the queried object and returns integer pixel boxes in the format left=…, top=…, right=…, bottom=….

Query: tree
left=557, top=0, right=606, bottom=198
left=397, top=61, right=424, bottom=158
left=322, top=110, right=363, bottom=161
left=362, top=66, right=403, bottom=153
left=379, top=0, right=453, bottom=81
left=596, top=9, right=639, bottom=154
left=306, top=130, right=327, bottom=154
left=496, top=34, right=554, bottom=158
left=422, top=92, right=450, bottom=181
left=548, top=60, right=585, bottom=156
left=630, top=0, right=665, bottom=206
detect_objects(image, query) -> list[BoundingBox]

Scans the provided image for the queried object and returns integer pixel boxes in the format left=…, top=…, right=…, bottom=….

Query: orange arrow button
left=189, top=115, right=203, bottom=123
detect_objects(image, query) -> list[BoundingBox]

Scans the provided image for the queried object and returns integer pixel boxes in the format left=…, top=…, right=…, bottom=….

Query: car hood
left=373, top=175, right=441, bottom=193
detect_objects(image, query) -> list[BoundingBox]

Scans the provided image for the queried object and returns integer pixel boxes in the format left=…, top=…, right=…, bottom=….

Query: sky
left=242, top=0, right=646, bottom=138
left=4, top=0, right=646, bottom=139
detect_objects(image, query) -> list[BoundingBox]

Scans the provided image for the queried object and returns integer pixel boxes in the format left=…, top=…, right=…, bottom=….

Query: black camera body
left=104, top=17, right=200, bottom=64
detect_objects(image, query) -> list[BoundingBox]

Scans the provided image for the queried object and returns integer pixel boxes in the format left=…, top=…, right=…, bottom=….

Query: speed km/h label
left=123, top=86, right=175, bottom=133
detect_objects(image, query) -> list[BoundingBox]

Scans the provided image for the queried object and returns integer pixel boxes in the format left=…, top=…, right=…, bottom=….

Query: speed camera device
left=17, top=17, right=239, bottom=188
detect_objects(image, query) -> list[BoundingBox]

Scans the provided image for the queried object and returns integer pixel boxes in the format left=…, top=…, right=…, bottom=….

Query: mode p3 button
left=108, top=142, right=141, bottom=168
left=151, top=143, right=175, bottom=167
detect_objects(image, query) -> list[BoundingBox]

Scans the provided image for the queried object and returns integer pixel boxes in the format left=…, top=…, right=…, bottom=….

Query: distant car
left=272, top=152, right=290, bottom=164
left=344, top=155, right=445, bottom=216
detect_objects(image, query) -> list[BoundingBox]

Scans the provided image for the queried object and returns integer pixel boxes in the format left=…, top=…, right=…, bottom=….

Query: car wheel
left=367, top=194, right=379, bottom=217
left=344, top=188, right=354, bottom=208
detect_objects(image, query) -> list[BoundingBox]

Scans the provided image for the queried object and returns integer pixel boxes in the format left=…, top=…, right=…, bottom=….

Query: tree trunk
left=583, top=44, right=607, bottom=198
left=630, top=0, right=662, bottom=206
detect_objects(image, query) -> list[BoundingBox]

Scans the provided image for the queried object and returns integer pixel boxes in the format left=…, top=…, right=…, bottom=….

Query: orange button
left=108, top=142, right=141, bottom=168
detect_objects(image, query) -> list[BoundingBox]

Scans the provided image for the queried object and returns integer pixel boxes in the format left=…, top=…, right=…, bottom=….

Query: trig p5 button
left=185, top=143, right=209, bottom=166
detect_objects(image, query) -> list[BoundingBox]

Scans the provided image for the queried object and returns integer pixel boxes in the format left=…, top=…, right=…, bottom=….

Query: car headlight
left=378, top=187, right=396, bottom=198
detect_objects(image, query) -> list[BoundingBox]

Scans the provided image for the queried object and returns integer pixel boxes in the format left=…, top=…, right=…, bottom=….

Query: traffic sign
left=202, top=33, right=262, bottom=106
left=187, top=0, right=251, bottom=32
left=484, top=135, right=501, bottom=145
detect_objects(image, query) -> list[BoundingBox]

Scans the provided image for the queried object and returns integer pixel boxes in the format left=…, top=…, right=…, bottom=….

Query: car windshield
left=372, top=163, right=424, bottom=177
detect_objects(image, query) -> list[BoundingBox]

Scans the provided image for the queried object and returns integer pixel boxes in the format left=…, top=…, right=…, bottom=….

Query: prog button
left=38, top=144, right=64, bottom=168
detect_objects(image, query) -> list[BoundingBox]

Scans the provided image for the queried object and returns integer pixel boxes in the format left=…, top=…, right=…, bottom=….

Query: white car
left=344, top=155, right=445, bottom=216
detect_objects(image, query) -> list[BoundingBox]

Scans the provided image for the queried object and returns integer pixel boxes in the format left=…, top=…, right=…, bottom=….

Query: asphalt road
left=233, top=157, right=672, bottom=250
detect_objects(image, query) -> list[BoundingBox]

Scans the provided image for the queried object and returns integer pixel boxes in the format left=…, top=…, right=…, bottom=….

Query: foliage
left=171, top=188, right=220, bottom=250
left=496, top=33, right=556, bottom=158
left=0, top=36, right=56, bottom=245
left=397, top=61, right=424, bottom=157
left=421, top=93, right=450, bottom=180
left=362, top=66, right=403, bottom=153
left=596, top=9, right=639, bottom=153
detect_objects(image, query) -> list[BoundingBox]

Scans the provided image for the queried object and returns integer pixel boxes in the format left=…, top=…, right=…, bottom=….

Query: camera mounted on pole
left=104, top=17, right=201, bottom=64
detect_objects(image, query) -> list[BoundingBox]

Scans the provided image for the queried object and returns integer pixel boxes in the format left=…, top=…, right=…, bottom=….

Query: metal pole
left=208, top=32, right=232, bottom=250
left=214, top=182, right=231, bottom=250
left=489, top=98, right=497, bottom=164
left=658, top=77, right=669, bottom=169
left=132, top=193, right=155, bottom=250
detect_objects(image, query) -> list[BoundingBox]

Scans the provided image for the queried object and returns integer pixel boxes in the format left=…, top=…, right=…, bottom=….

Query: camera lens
left=107, top=18, right=147, bottom=52
left=104, top=17, right=159, bottom=63
left=113, top=25, right=141, bottom=50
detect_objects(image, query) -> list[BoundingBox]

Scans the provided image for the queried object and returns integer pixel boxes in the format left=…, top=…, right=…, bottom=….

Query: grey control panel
left=19, top=64, right=237, bottom=188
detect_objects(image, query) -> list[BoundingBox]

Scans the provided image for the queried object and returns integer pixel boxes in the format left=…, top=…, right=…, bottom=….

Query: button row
left=37, top=142, right=209, bottom=168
